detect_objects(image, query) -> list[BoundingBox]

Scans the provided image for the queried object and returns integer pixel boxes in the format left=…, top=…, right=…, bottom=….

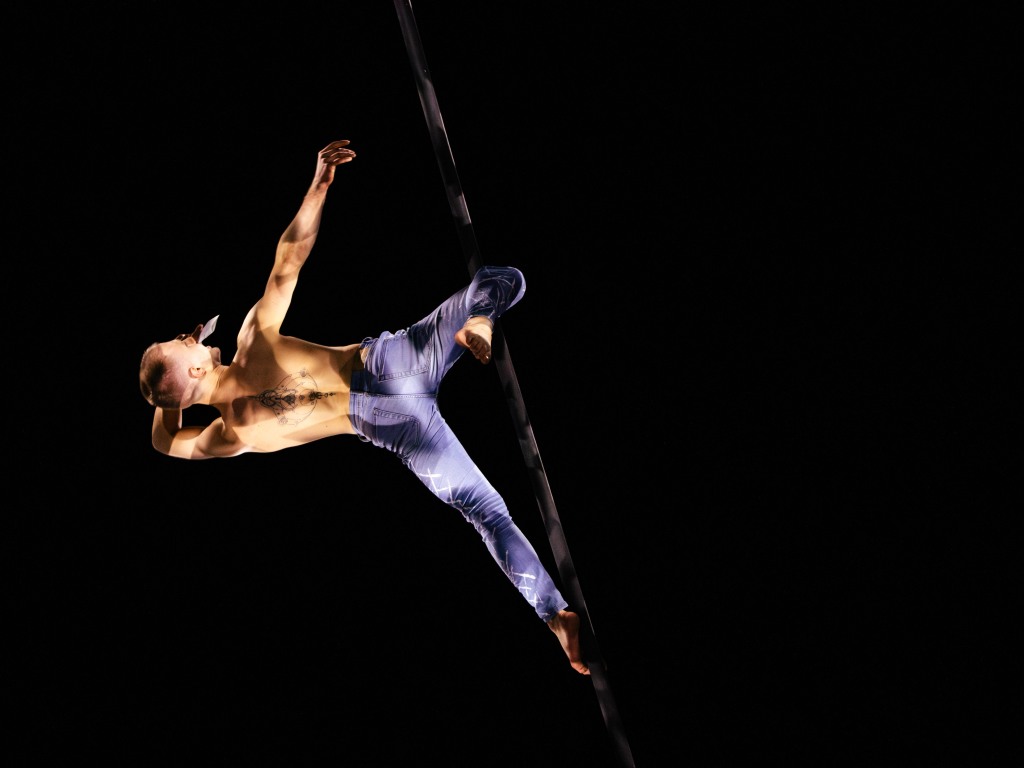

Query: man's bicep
left=156, top=422, right=239, bottom=460
left=161, top=426, right=210, bottom=459
left=191, top=419, right=250, bottom=459
left=250, top=273, right=297, bottom=333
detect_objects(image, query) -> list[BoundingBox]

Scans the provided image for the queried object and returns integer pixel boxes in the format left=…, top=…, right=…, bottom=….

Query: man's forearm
left=279, top=185, right=329, bottom=246
left=151, top=407, right=181, bottom=453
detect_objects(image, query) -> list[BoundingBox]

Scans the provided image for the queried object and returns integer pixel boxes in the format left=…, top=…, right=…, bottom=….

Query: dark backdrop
left=17, top=3, right=1008, bottom=766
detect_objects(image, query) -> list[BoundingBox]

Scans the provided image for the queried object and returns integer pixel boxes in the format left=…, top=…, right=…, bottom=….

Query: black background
left=16, top=3, right=1012, bottom=766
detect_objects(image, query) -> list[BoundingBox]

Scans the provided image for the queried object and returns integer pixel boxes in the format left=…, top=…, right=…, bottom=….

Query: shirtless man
left=139, top=139, right=588, bottom=675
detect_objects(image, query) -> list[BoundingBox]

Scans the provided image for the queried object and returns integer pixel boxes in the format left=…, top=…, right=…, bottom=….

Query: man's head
left=139, top=322, right=222, bottom=408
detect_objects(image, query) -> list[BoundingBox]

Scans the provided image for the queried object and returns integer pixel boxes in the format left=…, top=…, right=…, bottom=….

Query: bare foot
left=548, top=609, right=590, bottom=675
left=455, top=316, right=494, bottom=364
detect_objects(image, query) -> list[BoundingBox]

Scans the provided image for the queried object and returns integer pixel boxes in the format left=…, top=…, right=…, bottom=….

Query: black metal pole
left=392, top=4, right=636, bottom=766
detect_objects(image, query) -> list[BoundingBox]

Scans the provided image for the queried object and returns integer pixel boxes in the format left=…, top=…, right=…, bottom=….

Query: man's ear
left=188, top=366, right=206, bottom=379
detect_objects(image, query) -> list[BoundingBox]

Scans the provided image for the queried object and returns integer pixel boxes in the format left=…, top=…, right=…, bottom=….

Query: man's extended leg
left=406, top=405, right=588, bottom=674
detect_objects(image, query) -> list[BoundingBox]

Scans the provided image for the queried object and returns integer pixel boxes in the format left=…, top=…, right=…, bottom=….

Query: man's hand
left=315, top=139, right=357, bottom=187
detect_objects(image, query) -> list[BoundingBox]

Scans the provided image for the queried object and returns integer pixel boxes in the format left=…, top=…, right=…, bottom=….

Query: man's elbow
left=151, top=432, right=174, bottom=456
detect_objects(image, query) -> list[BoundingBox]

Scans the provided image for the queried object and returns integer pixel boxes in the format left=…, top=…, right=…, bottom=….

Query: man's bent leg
left=403, top=266, right=526, bottom=383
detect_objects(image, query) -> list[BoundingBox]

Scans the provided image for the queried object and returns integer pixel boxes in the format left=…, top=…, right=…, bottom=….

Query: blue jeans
left=349, top=266, right=567, bottom=622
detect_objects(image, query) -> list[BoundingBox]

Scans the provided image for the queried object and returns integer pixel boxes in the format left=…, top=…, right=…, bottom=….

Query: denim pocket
left=370, top=406, right=421, bottom=462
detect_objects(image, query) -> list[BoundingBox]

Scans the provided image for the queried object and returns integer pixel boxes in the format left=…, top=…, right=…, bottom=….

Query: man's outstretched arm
left=254, top=140, right=357, bottom=332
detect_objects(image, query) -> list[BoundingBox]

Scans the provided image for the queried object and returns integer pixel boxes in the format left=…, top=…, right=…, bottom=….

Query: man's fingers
left=322, top=145, right=357, bottom=165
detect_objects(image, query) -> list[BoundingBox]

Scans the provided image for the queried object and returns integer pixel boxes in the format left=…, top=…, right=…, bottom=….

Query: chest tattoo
left=248, top=369, right=336, bottom=425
